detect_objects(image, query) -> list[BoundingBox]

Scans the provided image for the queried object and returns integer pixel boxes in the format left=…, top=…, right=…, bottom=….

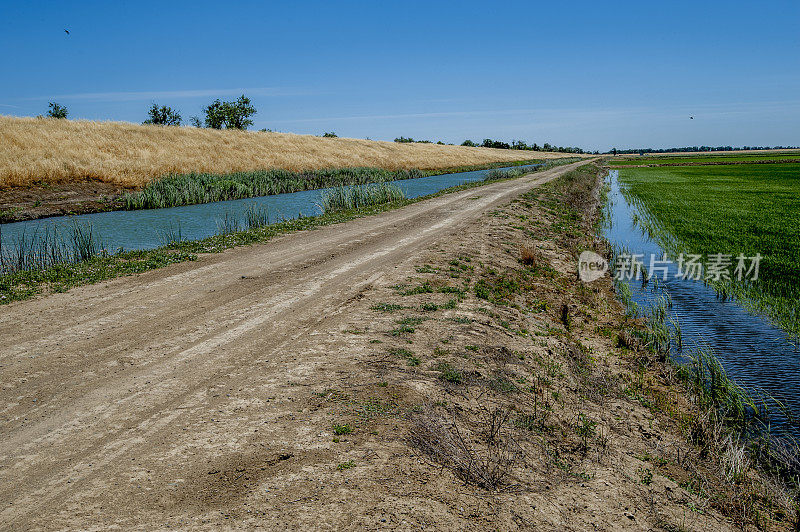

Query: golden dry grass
left=0, top=115, right=576, bottom=189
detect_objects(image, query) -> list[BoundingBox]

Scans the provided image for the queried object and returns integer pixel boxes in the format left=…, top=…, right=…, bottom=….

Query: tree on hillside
left=322, top=132, right=338, bottom=138
left=511, top=140, right=528, bottom=150
left=202, top=95, right=256, bottom=130
left=481, top=138, right=511, bottom=149
left=143, top=104, right=182, bottom=126
left=47, top=102, right=68, bottom=119
left=203, top=100, right=226, bottom=129
left=461, top=139, right=477, bottom=147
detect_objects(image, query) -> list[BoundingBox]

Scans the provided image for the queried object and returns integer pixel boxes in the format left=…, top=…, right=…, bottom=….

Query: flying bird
left=690, top=116, right=694, bottom=119
left=64, top=29, right=70, bottom=35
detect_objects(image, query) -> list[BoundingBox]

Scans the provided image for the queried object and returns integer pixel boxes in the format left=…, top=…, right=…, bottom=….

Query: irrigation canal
left=0, top=163, right=543, bottom=253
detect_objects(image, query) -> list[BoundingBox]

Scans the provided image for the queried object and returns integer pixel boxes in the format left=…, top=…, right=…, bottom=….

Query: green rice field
left=617, top=162, right=800, bottom=335
left=611, top=152, right=800, bottom=166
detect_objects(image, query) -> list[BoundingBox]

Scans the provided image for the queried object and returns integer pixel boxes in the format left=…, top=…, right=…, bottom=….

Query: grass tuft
left=319, top=182, right=407, bottom=214
left=436, top=363, right=464, bottom=384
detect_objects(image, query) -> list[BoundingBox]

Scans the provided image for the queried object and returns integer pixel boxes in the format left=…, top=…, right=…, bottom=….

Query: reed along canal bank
left=0, top=159, right=555, bottom=223
left=0, top=162, right=574, bottom=304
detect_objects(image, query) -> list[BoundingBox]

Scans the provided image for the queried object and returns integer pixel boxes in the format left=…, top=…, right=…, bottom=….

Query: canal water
left=0, top=164, right=542, bottom=253
left=604, top=169, right=800, bottom=438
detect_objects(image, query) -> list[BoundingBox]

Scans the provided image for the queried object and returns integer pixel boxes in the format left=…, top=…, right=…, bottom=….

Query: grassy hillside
left=0, top=115, right=573, bottom=188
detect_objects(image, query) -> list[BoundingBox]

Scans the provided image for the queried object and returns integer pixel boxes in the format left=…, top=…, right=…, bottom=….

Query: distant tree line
left=467, top=139, right=587, bottom=154
left=606, top=145, right=799, bottom=155
left=394, top=136, right=445, bottom=145
left=395, top=136, right=590, bottom=153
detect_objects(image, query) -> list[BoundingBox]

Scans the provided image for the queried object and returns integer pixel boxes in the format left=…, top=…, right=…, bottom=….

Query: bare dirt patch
left=0, top=180, right=127, bottom=222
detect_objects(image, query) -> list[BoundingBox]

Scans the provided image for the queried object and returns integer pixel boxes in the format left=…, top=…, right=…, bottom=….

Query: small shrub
left=371, top=302, right=404, bottom=312
left=575, top=414, right=597, bottom=452
left=391, top=347, right=421, bottom=366
left=390, top=324, right=415, bottom=336
left=441, top=298, right=458, bottom=309
left=409, top=407, right=523, bottom=490
left=337, top=460, right=355, bottom=470
left=436, top=363, right=463, bottom=384
left=489, top=375, right=519, bottom=394
left=520, top=246, right=536, bottom=266
left=474, top=281, right=491, bottom=300
left=438, top=285, right=465, bottom=295
left=637, top=466, right=653, bottom=485
left=47, top=102, right=68, bottom=119
left=514, top=414, right=538, bottom=431
left=402, top=282, right=434, bottom=296
left=333, top=424, right=352, bottom=435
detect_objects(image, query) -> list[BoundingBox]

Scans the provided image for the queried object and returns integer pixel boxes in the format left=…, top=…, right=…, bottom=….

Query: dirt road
left=0, top=161, right=595, bottom=529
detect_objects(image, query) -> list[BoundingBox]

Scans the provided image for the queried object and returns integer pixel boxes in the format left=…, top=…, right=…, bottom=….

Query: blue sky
left=1, top=0, right=798, bottom=151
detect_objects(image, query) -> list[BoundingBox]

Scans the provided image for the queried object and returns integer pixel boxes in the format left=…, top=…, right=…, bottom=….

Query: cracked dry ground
left=1, top=162, right=744, bottom=530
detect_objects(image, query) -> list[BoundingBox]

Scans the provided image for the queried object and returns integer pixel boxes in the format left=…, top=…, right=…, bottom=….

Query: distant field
left=611, top=153, right=800, bottom=166
left=0, top=115, right=576, bottom=189
left=618, top=162, right=800, bottom=334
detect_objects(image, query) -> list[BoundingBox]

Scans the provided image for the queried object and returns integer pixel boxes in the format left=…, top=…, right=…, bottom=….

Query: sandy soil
left=0, top=160, right=741, bottom=530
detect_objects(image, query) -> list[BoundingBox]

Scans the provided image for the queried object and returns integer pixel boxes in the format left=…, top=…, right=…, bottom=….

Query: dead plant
left=409, top=405, right=524, bottom=490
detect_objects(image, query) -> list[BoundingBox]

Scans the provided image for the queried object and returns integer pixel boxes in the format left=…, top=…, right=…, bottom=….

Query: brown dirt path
left=0, top=161, right=586, bottom=528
